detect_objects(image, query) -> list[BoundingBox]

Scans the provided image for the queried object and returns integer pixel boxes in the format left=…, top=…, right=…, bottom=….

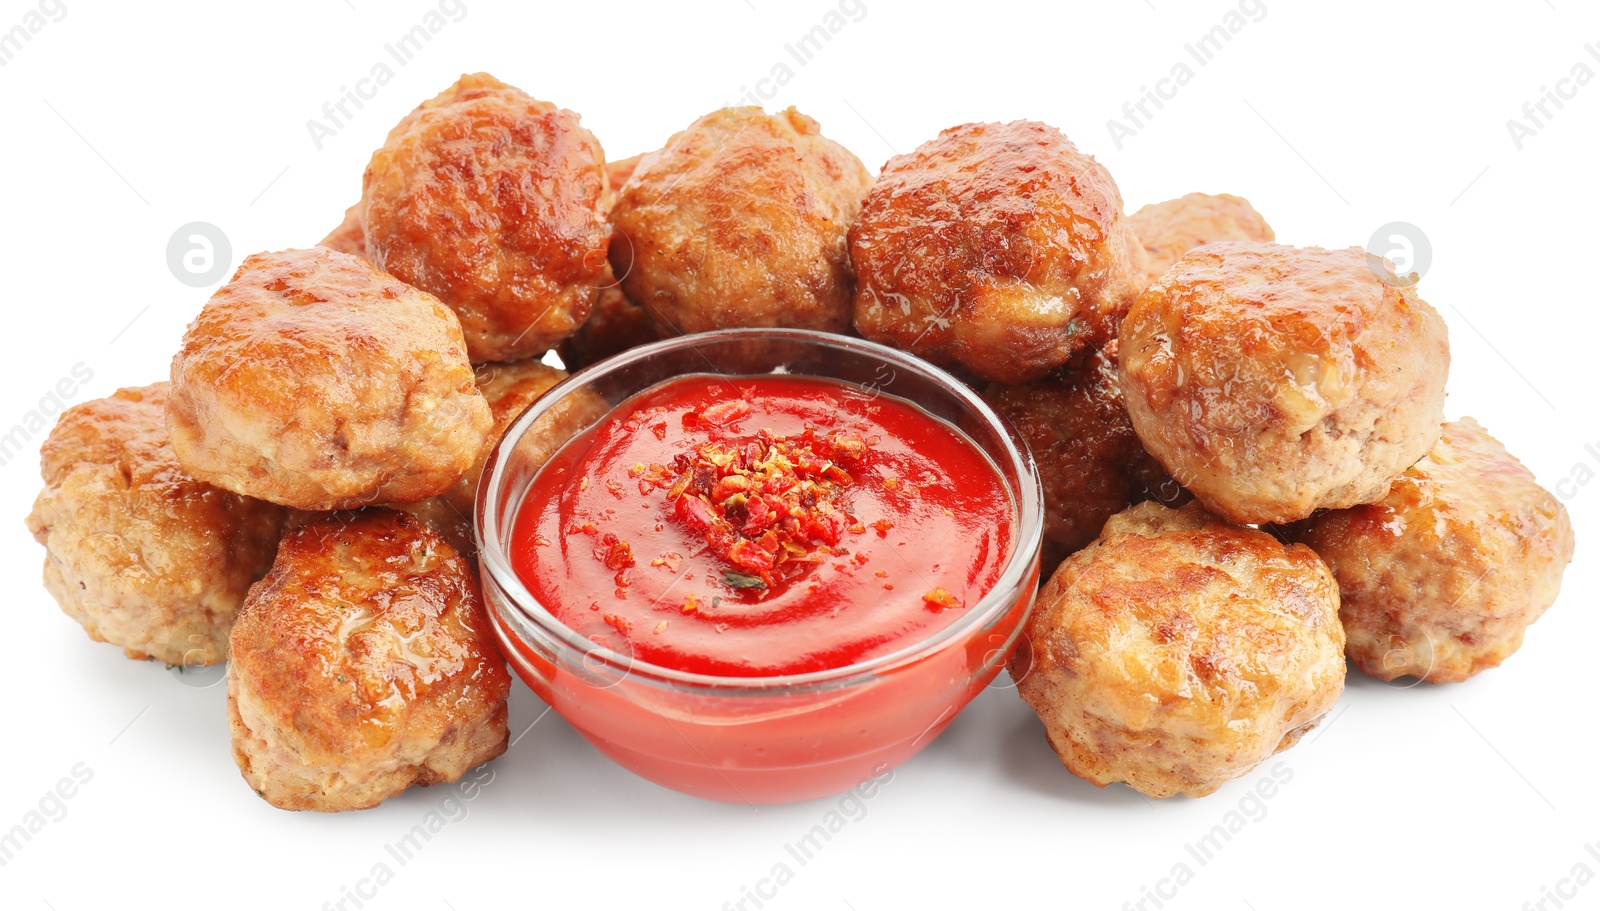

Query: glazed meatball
left=983, top=340, right=1186, bottom=563
left=1119, top=242, right=1450, bottom=525
left=438, top=357, right=604, bottom=515
left=292, top=500, right=475, bottom=560
left=1128, top=192, right=1274, bottom=284
left=851, top=120, right=1147, bottom=384
left=318, top=202, right=367, bottom=259
left=1278, top=419, right=1574, bottom=683
left=24, top=384, right=285, bottom=666
left=228, top=509, right=511, bottom=812
left=363, top=73, right=610, bottom=363
left=168, top=247, right=492, bottom=511
left=1010, top=501, right=1346, bottom=799
left=609, top=106, right=872, bottom=336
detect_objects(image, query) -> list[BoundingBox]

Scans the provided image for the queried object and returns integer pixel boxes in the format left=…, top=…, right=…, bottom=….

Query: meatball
left=1278, top=419, right=1574, bottom=683
left=609, top=106, right=872, bottom=336
left=1128, top=192, right=1274, bottom=284
left=557, top=263, right=660, bottom=371
left=556, top=154, right=666, bottom=370
left=384, top=498, right=476, bottom=559
left=438, top=357, right=604, bottom=516
left=318, top=202, right=366, bottom=259
left=1010, top=501, right=1346, bottom=799
left=1118, top=242, right=1450, bottom=525
left=24, top=384, right=285, bottom=666
left=982, top=340, right=1186, bottom=563
left=228, top=508, right=511, bottom=812
left=168, top=247, right=492, bottom=511
left=851, top=120, right=1147, bottom=384
left=363, top=72, right=610, bottom=363
left=605, top=153, right=643, bottom=193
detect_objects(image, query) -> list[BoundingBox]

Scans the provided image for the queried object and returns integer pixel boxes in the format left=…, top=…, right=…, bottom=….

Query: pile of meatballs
left=25, top=72, right=1575, bottom=809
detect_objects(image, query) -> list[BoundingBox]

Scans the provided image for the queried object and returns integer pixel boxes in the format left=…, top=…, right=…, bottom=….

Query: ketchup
left=510, top=374, right=1013, bottom=677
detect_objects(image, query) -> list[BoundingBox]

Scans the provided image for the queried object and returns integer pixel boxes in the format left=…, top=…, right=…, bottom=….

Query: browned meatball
left=556, top=154, right=667, bottom=370
left=318, top=202, right=367, bottom=259
left=609, top=106, right=872, bottom=336
left=605, top=154, right=643, bottom=191
left=363, top=73, right=610, bottom=363
left=983, top=340, right=1186, bottom=562
left=228, top=509, right=511, bottom=811
left=376, top=358, right=605, bottom=555
left=851, top=120, right=1147, bottom=384
left=603, top=153, right=644, bottom=209
left=1128, top=192, right=1274, bottom=284
left=167, top=248, right=492, bottom=510
left=384, top=497, right=476, bottom=559
left=1119, top=242, right=1450, bottom=525
left=1011, top=501, right=1346, bottom=799
left=25, top=384, right=285, bottom=666
left=439, top=357, right=605, bottom=515
left=1278, top=419, right=1575, bottom=683
left=557, top=262, right=661, bottom=371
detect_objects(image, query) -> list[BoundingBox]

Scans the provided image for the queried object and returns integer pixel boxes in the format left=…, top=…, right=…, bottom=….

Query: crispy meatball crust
left=1010, top=501, right=1345, bottom=798
left=168, top=247, right=492, bottom=511
left=1129, top=192, right=1274, bottom=284
left=25, top=384, right=285, bottom=665
left=318, top=202, right=367, bottom=259
left=1278, top=419, right=1574, bottom=683
left=609, top=106, right=873, bottom=336
left=1118, top=242, right=1450, bottom=525
left=227, top=509, right=511, bottom=812
left=363, top=73, right=610, bottom=363
left=983, top=340, right=1187, bottom=560
left=851, top=120, right=1147, bottom=384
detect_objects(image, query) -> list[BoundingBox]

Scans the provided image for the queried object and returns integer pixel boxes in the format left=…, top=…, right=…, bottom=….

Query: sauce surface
left=511, top=374, right=1014, bottom=676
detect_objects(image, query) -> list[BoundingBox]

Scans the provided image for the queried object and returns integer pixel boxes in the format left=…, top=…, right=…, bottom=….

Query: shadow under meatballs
left=956, top=672, right=1157, bottom=809
left=1338, top=659, right=1444, bottom=693
left=459, top=678, right=766, bottom=827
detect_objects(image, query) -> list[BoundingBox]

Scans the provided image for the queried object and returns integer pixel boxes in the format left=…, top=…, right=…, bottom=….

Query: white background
left=1, top=1, right=1596, bottom=909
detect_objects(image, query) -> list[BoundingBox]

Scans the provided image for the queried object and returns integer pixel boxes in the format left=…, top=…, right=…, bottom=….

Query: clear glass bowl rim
left=475, top=327, right=1044, bottom=696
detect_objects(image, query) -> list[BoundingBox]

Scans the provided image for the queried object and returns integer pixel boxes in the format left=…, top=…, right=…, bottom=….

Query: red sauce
left=510, top=374, right=1014, bottom=677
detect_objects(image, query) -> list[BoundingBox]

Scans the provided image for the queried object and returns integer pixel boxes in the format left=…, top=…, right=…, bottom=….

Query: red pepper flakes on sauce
left=597, top=532, right=635, bottom=595
left=655, top=427, right=868, bottom=590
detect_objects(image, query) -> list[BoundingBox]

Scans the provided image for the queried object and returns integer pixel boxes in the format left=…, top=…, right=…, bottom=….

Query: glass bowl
left=476, top=328, right=1043, bottom=804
